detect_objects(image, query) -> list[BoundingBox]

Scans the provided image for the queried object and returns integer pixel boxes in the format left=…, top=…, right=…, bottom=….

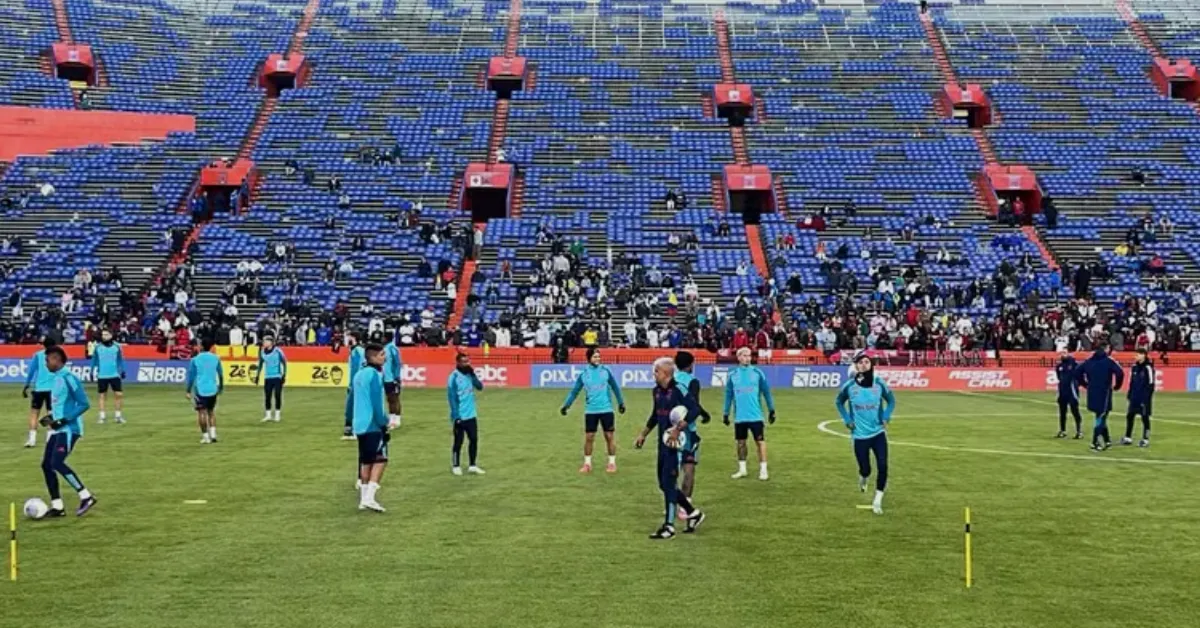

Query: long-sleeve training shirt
left=835, top=378, right=896, bottom=440
left=723, top=365, right=775, bottom=422
left=563, top=364, right=625, bottom=414
left=447, top=369, right=484, bottom=422
left=351, top=366, right=388, bottom=435
left=91, top=343, right=125, bottom=380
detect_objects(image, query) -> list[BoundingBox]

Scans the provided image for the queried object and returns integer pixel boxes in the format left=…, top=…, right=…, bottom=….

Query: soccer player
left=448, top=353, right=485, bottom=475
left=186, top=339, right=225, bottom=444
left=22, top=336, right=58, bottom=448
left=723, top=347, right=776, bottom=480
left=91, top=330, right=126, bottom=425
left=1075, top=345, right=1124, bottom=452
left=38, top=346, right=97, bottom=517
left=835, top=352, right=896, bottom=515
left=1123, top=348, right=1154, bottom=448
left=352, top=343, right=390, bottom=512
left=559, top=347, right=626, bottom=473
left=253, top=335, right=287, bottom=422
left=633, top=357, right=705, bottom=539
left=342, top=332, right=365, bottom=440
left=673, top=351, right=711, bottom=504
left=1054, top=350, right=1082, bottom=439
left=383, top=333, right=403, bottom=429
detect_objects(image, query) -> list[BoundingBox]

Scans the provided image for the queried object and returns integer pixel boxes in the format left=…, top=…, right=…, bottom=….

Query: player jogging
left=560, top=347, right=626, bottom=473
left=723, top=347, right=776, bottom=480
left=835, top=352, right=896, bottom=515
left=1123, top=348, right=1154, bottom=448
left=352, top=343, right=390, bottom=512
left=448, top=353, right=485, bottom=476
left=186, top=339, right=225, bottom=444
left=254, top=336, right=287, bottom=422
left=39, top=346, right=97, bottom=517
left=383, top=333, right=403, bottom=429
left=343, top=332, right=365, bottom=440
left=634, top=357, right=705, bottom=539
left=1075, top=344, right=1124, bottom=452
left=673, top=351, right=711, bottom=507
left=22, top=336, right=58, bottom=448
left=1054, top=350, right=1082, bottom=439
left=91, top=329, right=126, bottom=425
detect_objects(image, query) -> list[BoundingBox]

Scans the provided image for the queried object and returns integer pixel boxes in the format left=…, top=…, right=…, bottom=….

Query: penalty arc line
left=815, top=421, right=1200, bottom=467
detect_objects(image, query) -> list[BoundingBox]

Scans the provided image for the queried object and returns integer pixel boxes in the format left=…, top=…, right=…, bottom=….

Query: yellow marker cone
left=964, top=507, right=972, bottom=589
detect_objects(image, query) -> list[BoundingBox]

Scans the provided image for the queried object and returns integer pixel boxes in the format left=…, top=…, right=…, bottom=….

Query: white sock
left=760, top=462, right=768, bottom=473
left=28, top=430, right=36, bottom=442
left=584, top=455, right=592, bottom=466
left=99, top=411, right=107, bottom=420
left=115, top=411, right=123, bottom=419
left=51, top=499, right=64, bottom=511
left=274, top=410, right=281, bottom=420
left=608, top=455, right=616, bottom=465
left=367, top=482, right=380, bottom=502
left=208, top=427, right=217, bottom=439
left=874, top=490, right=884, bottom=505
left=359, top=483, right=369, bottom=504
left=264, top=411, right=271, bottom=420
left=738, top=460, right=747, bottom=473
left=79, top=489, right=92, bottom=500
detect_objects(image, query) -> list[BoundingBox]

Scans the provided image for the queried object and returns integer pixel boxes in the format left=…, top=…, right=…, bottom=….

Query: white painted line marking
left=183, top=500, right=208, bottom=505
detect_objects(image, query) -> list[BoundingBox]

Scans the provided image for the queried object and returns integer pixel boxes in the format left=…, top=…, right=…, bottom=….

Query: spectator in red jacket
left=732, top=327, right=750, bottom=350
left=754, top=326, right=771, bottom=350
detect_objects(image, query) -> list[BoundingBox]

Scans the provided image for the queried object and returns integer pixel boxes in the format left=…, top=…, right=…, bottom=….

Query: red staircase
left=1021, top=226, right=1059, bottom=271
left=447, top=258, right=477, bottom=330
left=919, top=13, right=957, bottom=84
left=772, top=177, right=789, bottom=220
left=711, top=176, right=727, bottom=212
left=288, top=0, right=321, bottom=56
left=475, top=68, right=486, bottom=90
left=38, top=54, right=52, bottom=78
left=526, top=66, right=537, bottom=91
left=755, top=97, right=767, bottom=123
left=510, top=173, right=524, bottom=218
left=744, top=225, right=770, bottom=279
left=972, top=173, right=999, bottom=218
left=713, top=11, right=735, bottom=83
left=503, top=0, right=522, bottom=57
left=971, top=128, right=997, bottom=164
left=729, top=126, right=749, bottom=165
left=701, top=94, right=714, bottom=119
left=93, top=56, right=108, bottom=88
left=488, top=99, right=510, bottom=164
left=447, top=177, right=462, bottom=210
left=238, top=98, right=276, bottom=160
left=1116, top=0, right=1163, bottom=57
left=50, top=0, right=73, bottom=43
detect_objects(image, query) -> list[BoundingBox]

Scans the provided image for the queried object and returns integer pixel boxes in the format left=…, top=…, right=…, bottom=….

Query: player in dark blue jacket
left=1054, top=351, right=1083, bottom=439
left=1123, top=348, right=1154, bottom=448
left=1075, top=346, right=1125, bottom=451
left=634, top=357, right=705, bottom=539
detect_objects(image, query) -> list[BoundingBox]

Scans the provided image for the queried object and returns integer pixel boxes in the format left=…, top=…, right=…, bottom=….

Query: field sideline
left=2, top=385, right=1199, bottom=628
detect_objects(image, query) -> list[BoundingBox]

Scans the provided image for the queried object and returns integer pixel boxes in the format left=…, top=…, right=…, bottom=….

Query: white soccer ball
left=24, top=498, right=48, bottom=520
left=662, top=429, right=689, bottom=450
left=669, top=405, right=689, bottom=426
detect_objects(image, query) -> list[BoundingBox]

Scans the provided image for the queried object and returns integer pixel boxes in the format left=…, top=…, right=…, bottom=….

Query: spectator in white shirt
left=420, top=307, right=435, bottom=329
left=230, top=326, right=245, bottom=346
left=175, top=289, right=189, bottom=307
left=399, top=322, right=416, bottom=345
left=624, top=320, right=638, bottom=346
left=535, top=323, right=551, bottom=346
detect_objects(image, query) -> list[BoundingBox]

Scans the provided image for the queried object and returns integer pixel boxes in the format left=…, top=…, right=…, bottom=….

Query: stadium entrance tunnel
left=1150, top=58, right=1200, bottom=102
left=198, top=159, right=258, bottom=217
left=461, top=162, right=514, bottom=222
left=939, top=83, right=993, bottom=128
left=723, top=164, right=776, bottom=225
left=487, top=56, right=527, bottom=99
left=714, top=83, right=755, bottom=127
left=50, top=43, right=96, bottom=85
left=259, top=54, right=308, bottom=97
left=981, top=164, right=1042, bottom=223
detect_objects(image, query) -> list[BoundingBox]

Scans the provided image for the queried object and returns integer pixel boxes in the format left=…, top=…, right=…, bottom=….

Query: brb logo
left=876, top=369, right=929, bottom=389
left=137, top=364, right=187, bottom=383
left=949, top=370, right=1012, bottom=389
left=537, top=366, right=585, bottom=388
left=791, top=368, right=842, bottom=388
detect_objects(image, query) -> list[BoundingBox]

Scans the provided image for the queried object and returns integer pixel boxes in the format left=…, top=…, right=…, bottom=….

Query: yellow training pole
left=964, top=507, right=972, bottom=589
left=8, top=502, right=16, bottom=581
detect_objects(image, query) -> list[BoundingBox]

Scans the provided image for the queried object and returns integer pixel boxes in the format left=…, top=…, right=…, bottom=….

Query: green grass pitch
left=2, top=385, right=1199, bottom=628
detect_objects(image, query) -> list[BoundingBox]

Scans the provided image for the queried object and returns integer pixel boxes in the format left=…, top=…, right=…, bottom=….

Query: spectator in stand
left=736, top=261, right=749, bottom=277
left=327, top=175, right=342, bottom=193
left=338, top=259, right=355, bottom=279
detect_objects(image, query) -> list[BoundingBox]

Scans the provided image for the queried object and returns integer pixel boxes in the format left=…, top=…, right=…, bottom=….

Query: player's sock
left=584, top=455, right=592, bottom=467
left=358, top=483, right=369, bottom=504
left=99, top=411, right=107, bottom=422
left=366, top=482, right=379, bottom=502
left=872, top=490, right=884, bottom=514
left=116, top=411, right=123, bottom=420
left=676, top=494, right=696, bottom=516
left=26, top=429, right=36, bottom=445
left=759, top=462, right=769, bottom=479
left=274, top=410, right=282, bottom=422
left=608, top=455, right=616, bottom=466
left=208, top=427, right=217, bottom=441
left=738, top=460, right=747, bottom=474
left=858, top=475, right=868, bottom=492
left=78, top=488, right=92, bottom=500
left=51, top=498, right=64, bottom=511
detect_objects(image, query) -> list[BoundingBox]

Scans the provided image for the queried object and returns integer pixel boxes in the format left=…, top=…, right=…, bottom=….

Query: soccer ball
left=662, top=429, right=689, bottom=450
left=669, top=405, right=689, bottom=426
left=24, top=498, right=48, bottom=520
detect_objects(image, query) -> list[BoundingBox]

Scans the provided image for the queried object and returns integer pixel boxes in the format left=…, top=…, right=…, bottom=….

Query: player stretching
left=560, top=348, right=626, bottom=473
left=91, top=330, right=126, bottom=425
left=352, top=343, right=390, bottom=512
left=186, top=339, right=225, bottom=444
left=39, top=346, right=97, bottom=517
left=1122, top=348, right=1154, bottom=448
left=343, top=332, right=365, bottom=440
left=836, top=352, right=896, bottom=515
left=1054, top=350, right=1082, bottom=439
left=723, top=347, right=776, bottom=480
left=1075, top=345, right=1124, bottom=452
left=22, top=336, right=58, bottom=448
left=383, top=333, right=403, bottom=429
left=673, top=351, right=711, bottom=507
left=634, top=357, right=704, bottom=539
left=254, top=336, right=287, bottom=422
left=448, top=353, right=485, bottom=476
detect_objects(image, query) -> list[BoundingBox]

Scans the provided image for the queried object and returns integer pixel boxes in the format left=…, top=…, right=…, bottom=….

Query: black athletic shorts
left=384, top=381, right=400, bottom=397
left=193, top=395, right=218, bottom=411
left=734, top=421, right=765, bottom=442
left=30, top=391, right=51, bottom=411
left=357, top=431, right=389, bottom=465
left=98, top=377, right=123, bottom=394
left=584, top=412, right=615, bottom=433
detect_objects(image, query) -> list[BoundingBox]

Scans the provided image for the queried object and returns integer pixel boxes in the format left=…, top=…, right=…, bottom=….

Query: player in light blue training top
left=253, top=335, right=287, bottom=423
left=835, top=352, right=896, bottom=515
left=91, top=329, right=126, bottom=425
left=448, top=353, right=485, bottom=476
left=23, top=336, right=59, bottom=448
left=383, top=334, right=403, bottom=428
left=352, top=343, right=390, bottom=513
left=186, top=338, right=225, bottom=444
left=560, top=348, right=625, bottom=473
left=723, top=347, right=776, bottom=481
left=343, top=332, right=366, bottom=440
left=39, top=346, right=97, bottom=517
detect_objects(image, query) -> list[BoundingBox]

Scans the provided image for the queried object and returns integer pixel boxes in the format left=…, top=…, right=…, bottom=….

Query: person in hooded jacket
left=835, top=352, right=896, bottom=515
